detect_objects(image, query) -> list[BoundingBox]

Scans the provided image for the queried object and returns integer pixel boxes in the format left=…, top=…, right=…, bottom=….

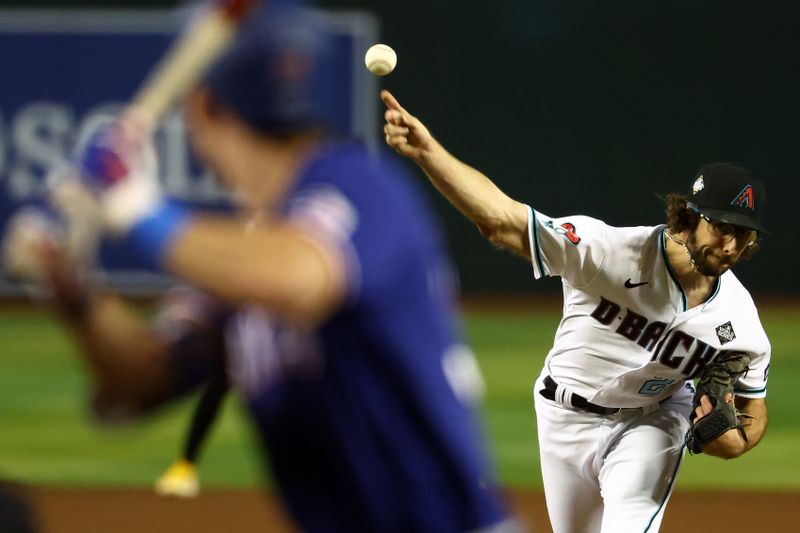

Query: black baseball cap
left=686, top=162, right=768, bottom=235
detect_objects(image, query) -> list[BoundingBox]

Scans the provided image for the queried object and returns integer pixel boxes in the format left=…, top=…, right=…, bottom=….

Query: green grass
left=0, top=305, right=798, bottom=489
left=0, top=310, right=263, bottom=487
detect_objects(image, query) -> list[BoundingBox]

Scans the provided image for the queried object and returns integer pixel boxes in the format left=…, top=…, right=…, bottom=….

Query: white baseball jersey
left=526, top=206, right=771, bottom=408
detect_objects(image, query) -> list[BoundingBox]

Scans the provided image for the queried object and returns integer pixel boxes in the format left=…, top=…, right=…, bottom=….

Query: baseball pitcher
left=382, top=90, right=770, bottom=533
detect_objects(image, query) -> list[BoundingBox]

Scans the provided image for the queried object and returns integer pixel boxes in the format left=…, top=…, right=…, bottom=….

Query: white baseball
left=364, top=44, right=397, bottom=76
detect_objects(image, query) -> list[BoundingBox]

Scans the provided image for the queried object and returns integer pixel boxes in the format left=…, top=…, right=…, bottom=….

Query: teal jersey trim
left=659, top=228, right=722, bottom=309
left=705, top=276, right=721, bottom=305
left=735, top=385, right=767, bottom=394
left=529, top=206, right=546, bottom=278
left=660, top=229, right=687, bottom=312
left=643, top=442, right=685, bottom=532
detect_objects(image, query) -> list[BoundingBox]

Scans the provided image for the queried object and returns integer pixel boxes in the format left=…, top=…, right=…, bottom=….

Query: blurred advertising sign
left=0, top=8, right=378, bottom=295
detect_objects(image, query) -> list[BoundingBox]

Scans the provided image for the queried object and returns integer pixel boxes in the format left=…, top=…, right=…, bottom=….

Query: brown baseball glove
left=686, top=351, right=752, bottom=454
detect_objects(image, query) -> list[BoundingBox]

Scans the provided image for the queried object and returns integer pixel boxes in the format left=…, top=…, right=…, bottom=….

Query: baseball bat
left=129, top=0, right=261, bottom=128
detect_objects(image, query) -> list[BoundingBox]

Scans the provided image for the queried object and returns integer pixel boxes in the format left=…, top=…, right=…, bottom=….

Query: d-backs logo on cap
left=731, top=184, right=755, bottom=210
left=692, top=175, right=705, bottom=194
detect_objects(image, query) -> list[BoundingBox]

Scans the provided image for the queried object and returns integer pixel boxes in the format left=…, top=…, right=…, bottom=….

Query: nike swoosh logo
left=624, top=279, right=649, bottom=289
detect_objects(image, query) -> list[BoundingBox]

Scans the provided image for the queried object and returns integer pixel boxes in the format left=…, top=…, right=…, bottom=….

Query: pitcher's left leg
left=598, top=396, right=691, bottom=533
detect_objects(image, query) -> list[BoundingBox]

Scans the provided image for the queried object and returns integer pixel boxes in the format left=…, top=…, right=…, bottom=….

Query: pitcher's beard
left=686, top=234, right=734, bottom=277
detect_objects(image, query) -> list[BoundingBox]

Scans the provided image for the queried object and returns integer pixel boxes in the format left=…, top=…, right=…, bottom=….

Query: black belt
left=539, top=376, right=621, bottom=416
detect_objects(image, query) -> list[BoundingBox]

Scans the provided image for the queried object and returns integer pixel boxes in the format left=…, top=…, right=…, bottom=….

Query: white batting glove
left=75, top=114, right=163, bottom=235
left=2, top=205, right=96, bottom=316
left=46, top=163, right=102, bottom=272
left=67, top=112, right=193, bottom=271
left=2, top=206, right=64, bottom=284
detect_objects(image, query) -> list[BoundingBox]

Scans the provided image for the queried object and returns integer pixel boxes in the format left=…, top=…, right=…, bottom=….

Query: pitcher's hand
left=381, top=90, right=436, bottom=163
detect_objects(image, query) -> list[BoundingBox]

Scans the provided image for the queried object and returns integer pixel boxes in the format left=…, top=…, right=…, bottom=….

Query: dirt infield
left=6, top=486, right=796, bottom=532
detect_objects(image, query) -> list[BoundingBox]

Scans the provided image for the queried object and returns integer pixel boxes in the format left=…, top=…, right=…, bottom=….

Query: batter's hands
left=47, top=164, right=103, bottom=270
left=2, top=206, right=90, bottom=316
left=75, top=113, right=162, bottom=235
left=692, top=394, right=747, bottom=458
left=381, top=90, right=435, bottom=162
left=2, top=207, right=64, bottom=284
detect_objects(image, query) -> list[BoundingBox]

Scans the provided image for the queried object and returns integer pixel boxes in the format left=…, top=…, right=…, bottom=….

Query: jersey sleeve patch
left=288, top=184, right=359, bottom=243
left=527, top=207, right=608, bottom=287
left=286, top=184, right=363, bottom=303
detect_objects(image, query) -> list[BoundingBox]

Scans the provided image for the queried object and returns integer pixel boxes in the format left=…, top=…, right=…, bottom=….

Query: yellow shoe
left=154, top=459, right=200, bottom=498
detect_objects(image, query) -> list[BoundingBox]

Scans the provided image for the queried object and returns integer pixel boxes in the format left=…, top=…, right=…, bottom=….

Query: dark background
left=5, top=0, right=798, bottom=295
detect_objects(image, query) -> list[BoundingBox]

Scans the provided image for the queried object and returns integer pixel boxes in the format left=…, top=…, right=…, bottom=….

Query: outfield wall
left=0, top=0, right=797, bottom=295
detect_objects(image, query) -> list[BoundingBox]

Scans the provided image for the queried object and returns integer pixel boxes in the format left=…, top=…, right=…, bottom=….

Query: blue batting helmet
left=204, top=0, right=339, bottom=135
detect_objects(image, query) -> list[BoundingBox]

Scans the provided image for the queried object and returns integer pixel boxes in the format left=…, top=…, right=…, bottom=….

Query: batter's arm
left=40, top=248, right=188, bottom=418
left=165, top=217, right=347, bottom=326
left=696, top=395, right=768, bottom=459
left=59, top=293, right=179, bottom=418
left=382, top=90, right=529, bottom=257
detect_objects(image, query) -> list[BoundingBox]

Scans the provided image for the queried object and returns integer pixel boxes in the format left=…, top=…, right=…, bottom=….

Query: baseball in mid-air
left=364, top=44, right=397, bottom=76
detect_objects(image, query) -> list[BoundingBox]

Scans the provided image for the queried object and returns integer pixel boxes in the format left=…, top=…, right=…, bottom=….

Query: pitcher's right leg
left=534, top=375, right=606, bottom=533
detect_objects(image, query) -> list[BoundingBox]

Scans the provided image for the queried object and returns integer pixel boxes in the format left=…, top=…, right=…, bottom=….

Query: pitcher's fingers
left=385, top=133, right=407, bottom=147
left=385, top=108, right=408, bottom=127
left=385, top=134, right=403, bottom=151
left=380, top=90, right=406, bottom=113
left=384, top=124, right=409, bottom=136
left=693, top=395, right=712, bottom=421
left=700, top=395, right=713, bottom=412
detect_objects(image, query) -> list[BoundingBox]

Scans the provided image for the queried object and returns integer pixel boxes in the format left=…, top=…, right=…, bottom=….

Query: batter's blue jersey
left=216, top=142, right=507, bottom=531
